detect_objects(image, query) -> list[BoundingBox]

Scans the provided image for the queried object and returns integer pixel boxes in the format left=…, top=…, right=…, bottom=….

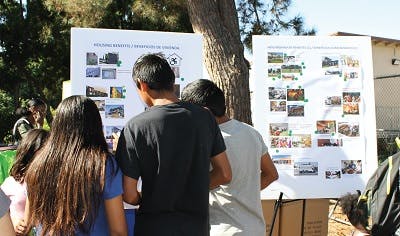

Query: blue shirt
left=36, top=156, right=123, bottom=235
left=76, top=156, right=123, bottom=235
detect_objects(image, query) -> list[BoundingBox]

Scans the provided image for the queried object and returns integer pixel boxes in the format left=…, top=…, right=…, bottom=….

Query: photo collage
left=85, top=51, right=184, bottom=151
left=86, top=52, right=126, bottom=150
left=267, top=52, right=363, bottom=180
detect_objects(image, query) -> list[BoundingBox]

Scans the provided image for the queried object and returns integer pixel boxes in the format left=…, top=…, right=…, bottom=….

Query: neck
left=148, top=90, right=180, bottom=107
left=215, top=115, right=230, bottom=125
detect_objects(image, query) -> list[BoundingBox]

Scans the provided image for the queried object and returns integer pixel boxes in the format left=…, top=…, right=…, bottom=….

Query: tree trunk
left=186, top=0, right=252, bottom=124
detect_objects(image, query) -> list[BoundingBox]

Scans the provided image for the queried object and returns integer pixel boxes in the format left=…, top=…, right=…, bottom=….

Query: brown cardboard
left=262, top=200, right=279, bottom=236
left=302, top=199, right=329, bottom=236
left=262, top=199, right=329, bottom=236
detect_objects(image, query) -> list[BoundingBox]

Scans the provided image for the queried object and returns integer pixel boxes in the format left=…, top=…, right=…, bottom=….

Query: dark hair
left=132, top=53, right=175, bottom=91
left=15, top=107, right=32, bottom=117
left=9, top=129, right=48, bottom=182
left=339, top=191, right=369, bottom=230
left=181, top=79, right=226, bottom=117
left=27, top=98, right=46, bottom=108
left=25, top=95, right=109, bottom=235
left=15, top=98, right=46, bottom=117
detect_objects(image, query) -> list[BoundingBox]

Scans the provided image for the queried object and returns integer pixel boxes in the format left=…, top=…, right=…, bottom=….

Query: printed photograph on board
left=322, top=55, right=342, bottom=76
left=317, top=138, right=343, bottom=147
left=272, top=154, right=293, bottom=170
left=270, top=137, right=292, bottom=148
left=268, top=66, right=281, bottom=78
left=86, top=52, right=98, bottom=65
left=338, top=122, right=360, bottom=137
left=99, top=52, right=119, bottom=64
left=343, top=102, right=360, bottom=115
left=294, top=161, right=318, bottom=176
left=86, top=85, right=108, bottom=97
left=341, top=160, right=362, bottom=174
left=281, top=64, right=302, bottom=74
left=110, top=86, right=126, bottom=99
left=270, top=101, right=286, bottom=112
left=342, top=92, right=361, bottom=103
left=268, top=87, right=286, bottom=100
left=105, top=104, right=124, bottom=119
left=341, top=55, right=360, bottom=68
left=324, top=96, right=342, bottom=107
left=102, top=68, right=117, bottom=80
left=268, top=52, right=284, bottom=63
left=269, top=123, right=289, bottom=136
left=291, top=134, right=312, bottom=148
left=287, top=89, right=304, bottom=101
left=287, top=105, right=304, bottom=117
left=86, top=67, right=101, bottom=78
left=316, top=120, right=336, bottom=134
left=325, top=169, right=341, bottom=179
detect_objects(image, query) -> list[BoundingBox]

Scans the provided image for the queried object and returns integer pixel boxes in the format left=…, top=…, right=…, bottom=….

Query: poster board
left=70, top=28, right=203, bottom=151
left=252, top=36, right=378, bottom=199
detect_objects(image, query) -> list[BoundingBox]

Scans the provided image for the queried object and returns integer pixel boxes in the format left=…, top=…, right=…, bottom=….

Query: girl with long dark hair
left=1, top=129, right=48, bottom=235
left=25, top=95, right=127, bottom=236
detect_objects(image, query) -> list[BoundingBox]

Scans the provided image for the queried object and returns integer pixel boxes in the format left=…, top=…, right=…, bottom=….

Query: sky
left=290, top=0, right=400, bottom=40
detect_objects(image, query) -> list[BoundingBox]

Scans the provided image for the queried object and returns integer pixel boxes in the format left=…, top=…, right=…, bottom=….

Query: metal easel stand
left=268, top=193, right=312, bottom=236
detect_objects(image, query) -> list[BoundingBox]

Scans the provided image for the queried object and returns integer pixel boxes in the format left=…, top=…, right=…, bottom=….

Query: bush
left=0, top=90, right=16, bottom=145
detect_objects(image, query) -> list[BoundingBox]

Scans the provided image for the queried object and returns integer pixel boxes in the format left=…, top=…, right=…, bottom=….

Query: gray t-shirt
left=210, top=119, right=268, bottom=236
left=0, top=188, right=10, bottom=218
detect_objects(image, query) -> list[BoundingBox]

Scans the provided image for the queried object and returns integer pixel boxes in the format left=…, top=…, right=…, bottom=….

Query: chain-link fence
left=375, top=76, right=400, bottom=162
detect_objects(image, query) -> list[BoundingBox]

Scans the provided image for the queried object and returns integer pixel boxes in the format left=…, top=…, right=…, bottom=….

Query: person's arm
left=0, top=212, right=15, bottom=236
left=122, top=175, right=141, bottom=205
left=260, top=152, right=279, bottom=190
left=210, top=151, right=232, bottom=190
left=104, top=195, right=128, bottom=236
left=14, top=197, right=31, bottom=236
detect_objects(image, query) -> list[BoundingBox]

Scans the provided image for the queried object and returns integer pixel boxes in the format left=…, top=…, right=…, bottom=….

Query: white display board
left=252, top=36, right=378, bottom=199
left=71, top=28, right=203, bottom=151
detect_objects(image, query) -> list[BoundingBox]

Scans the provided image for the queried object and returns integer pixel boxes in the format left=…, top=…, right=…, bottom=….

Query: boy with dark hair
left=181, top=79, right=279, bottom=235
left=116, top=54, right=232, bottom=235
left=339, top=192, right=370, bottom=235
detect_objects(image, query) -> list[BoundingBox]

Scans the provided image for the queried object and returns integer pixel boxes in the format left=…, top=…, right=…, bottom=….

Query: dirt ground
left=327, top=200, right=354, bottom=236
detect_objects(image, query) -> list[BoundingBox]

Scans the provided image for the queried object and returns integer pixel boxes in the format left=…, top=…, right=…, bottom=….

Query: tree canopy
left=0, top=0, right=313, bottom=142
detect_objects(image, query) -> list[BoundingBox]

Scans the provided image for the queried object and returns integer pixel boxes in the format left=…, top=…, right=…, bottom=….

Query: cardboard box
left=262, top=199, right=329, bottom=236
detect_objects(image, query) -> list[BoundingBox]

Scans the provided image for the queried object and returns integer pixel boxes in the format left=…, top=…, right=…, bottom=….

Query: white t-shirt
left=210, top=119, right=268, bottom=236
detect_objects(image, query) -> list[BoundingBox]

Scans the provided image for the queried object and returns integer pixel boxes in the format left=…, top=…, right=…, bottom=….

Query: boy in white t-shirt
left=182, top=79, right=279, bottom=236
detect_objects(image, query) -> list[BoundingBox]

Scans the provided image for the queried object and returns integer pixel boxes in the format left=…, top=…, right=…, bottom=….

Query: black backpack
left=358, top=152, right=400, bottom=235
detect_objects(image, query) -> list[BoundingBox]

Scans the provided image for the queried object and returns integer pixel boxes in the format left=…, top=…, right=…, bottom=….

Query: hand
left=33, top=111, right=44, bottom=127
left=112, top=132, right=120, bottom=153
left=15, top=218, right=28, bottom=236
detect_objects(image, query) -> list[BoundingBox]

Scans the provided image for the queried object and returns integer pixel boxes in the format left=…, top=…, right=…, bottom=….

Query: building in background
left=334, top=32, right=400, bottom=131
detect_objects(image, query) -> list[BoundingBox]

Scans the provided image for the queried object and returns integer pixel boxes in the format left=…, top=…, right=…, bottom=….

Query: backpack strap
left=12, top=118, right=30, bottom=138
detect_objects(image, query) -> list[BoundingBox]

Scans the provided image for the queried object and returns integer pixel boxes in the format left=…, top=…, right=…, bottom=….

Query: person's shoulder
left=185, top=102, right=213, bottom=116
left=124, top=110, right=153, bottom=127
left=231, top=119, right=265, bottom=140
left=105, top=154, right=120, bottom=175
left=231, top=119, right=258, bottom=132
left=0, top=177, right=18, bottom=193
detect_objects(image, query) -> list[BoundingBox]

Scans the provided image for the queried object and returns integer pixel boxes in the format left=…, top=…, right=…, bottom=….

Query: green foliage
left=0, top=90, right=16, bottom=144
left=0, top=0, right=70, bottom=113
left=0, top=0, right=314, bottom=139
left=377, top=137, right=399, bottom=164
left=237, top=0, right=316, bottom=49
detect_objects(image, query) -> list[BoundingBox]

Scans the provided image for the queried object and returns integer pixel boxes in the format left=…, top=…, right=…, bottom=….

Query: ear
left=138, top=80, right=149, bottom=92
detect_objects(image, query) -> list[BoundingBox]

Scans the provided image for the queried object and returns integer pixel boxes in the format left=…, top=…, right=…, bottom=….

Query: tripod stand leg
left=269, top=192, right=283, bottom=236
